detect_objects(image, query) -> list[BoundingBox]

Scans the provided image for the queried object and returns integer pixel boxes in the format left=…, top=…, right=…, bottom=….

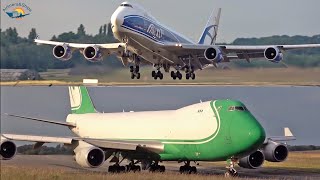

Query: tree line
left=1, top=23, right=121, bottom=72
left=1, top=24, right=320, bottom=72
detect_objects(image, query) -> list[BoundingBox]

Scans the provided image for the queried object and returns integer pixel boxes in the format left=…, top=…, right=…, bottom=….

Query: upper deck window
left=120, top=4, right=133, bottom=8
left=228, top=106, right=248, bottom=111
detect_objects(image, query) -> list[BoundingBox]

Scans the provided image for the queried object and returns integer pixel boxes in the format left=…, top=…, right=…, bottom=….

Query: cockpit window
left=120, top=4, right=133, bottom=8
left=228, top=106, right=248, bottom=111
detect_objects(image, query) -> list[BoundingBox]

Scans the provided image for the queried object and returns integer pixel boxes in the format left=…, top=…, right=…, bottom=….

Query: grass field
left=1, top=67, right=320, bottom=86
left=1, top=151, right=320, bottom=180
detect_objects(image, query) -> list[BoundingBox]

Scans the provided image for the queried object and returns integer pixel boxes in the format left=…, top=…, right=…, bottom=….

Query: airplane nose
left=229, top=116, right=266, bottom=152
left=111, top=10, right=123, bottom=29
left=248, top=125, right=266, bottom=146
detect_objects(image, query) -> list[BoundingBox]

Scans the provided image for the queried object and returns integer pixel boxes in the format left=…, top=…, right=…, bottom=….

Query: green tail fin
left=68, top=86, right=97, bottom=114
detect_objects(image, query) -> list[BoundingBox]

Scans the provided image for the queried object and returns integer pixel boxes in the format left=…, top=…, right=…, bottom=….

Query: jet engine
left=53, top=45, right=72, bottom=61
left=262, top=140, right=288, bottom=162
left=0, top=139, right=17, bottom=160
left=204, top=47, right=224, bottom=63
left=238, top=150, right=265, bottom=169
left=264, top=46, right=283, bottom=63
left=83, top=46, right=103, bottom=62
left=74, top=146, right=105, bottom=168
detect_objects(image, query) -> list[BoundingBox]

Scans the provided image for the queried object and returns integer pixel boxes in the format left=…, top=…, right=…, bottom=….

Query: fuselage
left=110, top=2, right=194, bottom=64
left=67, top=100, right=266, bottom=161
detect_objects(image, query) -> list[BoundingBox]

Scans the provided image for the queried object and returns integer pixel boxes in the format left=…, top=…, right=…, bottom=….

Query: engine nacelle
left=204, top=47, right=224, bottom=63
left=264, top=46, right=283, bottom=63
left=0, top=139, right=17, bottom=160
left=53, top=45, right=72, bottom=61
left=262, top=140, right=288, bottom=162
left=238, top=150, right=265, bottom=169
left=75, top=146, right=105, bottom=168
left=83, top=46, right=103, bottom=62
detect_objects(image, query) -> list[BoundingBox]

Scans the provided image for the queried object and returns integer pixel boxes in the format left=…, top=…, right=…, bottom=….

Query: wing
left=2, top=113, right=163, bottom=153
left=34, top=39, right=125, bottom=59
left=4, top=113, right=76, bottom=127
left=1, top=133, right=163, bottom=153
left=161, top=43, right=320, bottom=69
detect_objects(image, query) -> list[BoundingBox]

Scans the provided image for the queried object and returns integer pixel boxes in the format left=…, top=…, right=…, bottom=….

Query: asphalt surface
left=1, top=155, right=320, bottom=179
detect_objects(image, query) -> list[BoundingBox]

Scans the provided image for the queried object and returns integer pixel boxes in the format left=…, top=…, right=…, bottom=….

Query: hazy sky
left=1, top=0, right=319, bottom=43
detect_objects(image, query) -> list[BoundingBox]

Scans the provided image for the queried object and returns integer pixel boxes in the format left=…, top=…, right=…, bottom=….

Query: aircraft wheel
left=135, top=66, right=140, bottom=73
left=134, top=165, right=141, bottom=172
left=177, top=72, right=182, bottom=80
left=159, top=165, right=165, bottom=172
left=190, top=166, right=197, bottom=174
left=224, top=169, right=238, bottom=177
left=130, top=66, right=134, bottom=73
left=159, top=73, right=163, bottom=80
left=131, top=73, right=135, bottom=79
left=191, top=73, right=195, bottom=80
left=152, top=71, right=156, bottom=78
left=136, top=73, right=141, bottom=79
left=186, top=73, right=190, bottom=80
left=170, top=71, right=175, bottom=77
left=157, top=71, right=163, bottom=80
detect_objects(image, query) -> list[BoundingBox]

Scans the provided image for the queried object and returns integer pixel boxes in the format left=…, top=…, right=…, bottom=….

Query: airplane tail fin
left=68, top=86, right=98, bottom=114
left=198, top=8, right=221, bottom=45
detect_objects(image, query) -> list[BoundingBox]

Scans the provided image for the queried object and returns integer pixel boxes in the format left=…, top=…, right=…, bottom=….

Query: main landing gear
left=108, top=161, right=141, bottom=173
left=179, top=161, right=197, bottom=174
left=170, top=65, right=196, bottom=80
left=185, top=65, right=195, bottom=80
left=224, top=159, right=238, bottom=177
left=170, top=70, right=182, bottom=80
left=129, top=54, right=141, bottom=79
left=149, top=161, right=165, bottom=172
left=152, top=64, right=164, bottom=80
left=130, top=65, right=140, bottom=79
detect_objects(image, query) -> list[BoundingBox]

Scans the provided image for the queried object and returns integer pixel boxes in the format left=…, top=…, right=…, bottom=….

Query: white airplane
left=35, top=2, right=320, bottom=80
left=1, top=86, right=295, bottom=176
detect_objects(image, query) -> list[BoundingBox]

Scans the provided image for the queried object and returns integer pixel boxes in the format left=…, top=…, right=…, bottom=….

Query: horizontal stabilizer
left=3, top=113, right=76, bottom=128
left=268, top=127, right=296, bottom=142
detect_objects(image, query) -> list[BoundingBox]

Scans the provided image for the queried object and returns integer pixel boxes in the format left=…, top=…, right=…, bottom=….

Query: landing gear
left=129, top=54, right=141, bottom=80
left=108, top=164, right=126, bottom=173
left=149, top=162, right=165, bottom=172
left=108, top=161, right=141, bottom=173
left=185, top=65, right=196, bottom=80
left=126, top=161, right=141, bottom=172
left=170, top=71, right=182, bottom=80
left=130, top=65, right=140, bottom=79
left=152, top=64, right=164, bottom=80
left=224, top=159, right=238, bottom=177
left=179, top=161, right=197, bottom=174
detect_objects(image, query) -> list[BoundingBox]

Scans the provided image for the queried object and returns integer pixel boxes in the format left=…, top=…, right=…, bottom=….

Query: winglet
left=284, top=127, right=293, bottom=137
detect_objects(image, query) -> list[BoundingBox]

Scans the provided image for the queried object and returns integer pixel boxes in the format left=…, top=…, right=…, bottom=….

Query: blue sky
left=1, top=0, right=319, bottom=43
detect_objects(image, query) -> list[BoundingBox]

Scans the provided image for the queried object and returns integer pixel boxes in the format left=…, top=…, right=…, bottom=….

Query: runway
left=1, top=155, right=319, bottom=179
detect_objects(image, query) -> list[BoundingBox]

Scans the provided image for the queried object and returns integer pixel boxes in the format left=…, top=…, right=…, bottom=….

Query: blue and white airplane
left=35, top=2, right=320, bottom=80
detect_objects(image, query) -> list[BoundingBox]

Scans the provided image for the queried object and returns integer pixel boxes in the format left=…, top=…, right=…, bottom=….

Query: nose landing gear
left=224, top=158, right=238, bottom=177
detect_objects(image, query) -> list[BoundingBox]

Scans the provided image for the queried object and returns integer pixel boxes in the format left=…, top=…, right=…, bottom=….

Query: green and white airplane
left=1, top=86, right=295, bottom=176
